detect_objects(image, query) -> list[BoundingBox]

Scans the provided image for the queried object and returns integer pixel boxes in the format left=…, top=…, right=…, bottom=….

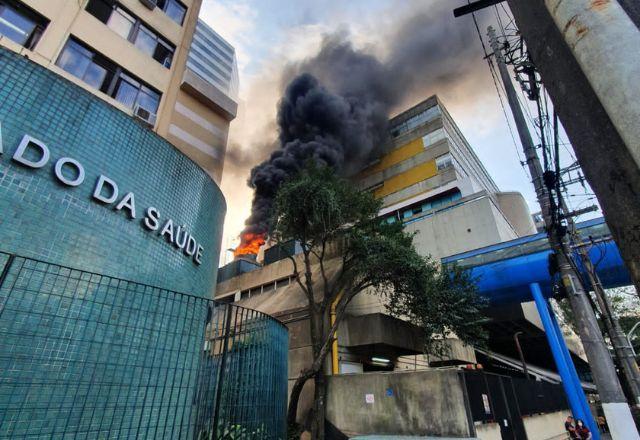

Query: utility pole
left=504, top=0, right=640, bottom=301
left=561, top=195, right=640, bottom=406
left=488, top=26, right=639, bottom=440
left=541, top=1, right=640, bottom=169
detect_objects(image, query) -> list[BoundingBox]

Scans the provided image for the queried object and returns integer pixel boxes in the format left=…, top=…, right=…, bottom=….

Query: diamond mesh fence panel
left=0, top=253, right=288, bottom=439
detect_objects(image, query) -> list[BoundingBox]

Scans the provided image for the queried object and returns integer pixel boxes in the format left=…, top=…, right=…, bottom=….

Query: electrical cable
left=468, top=6, right=530, bottom=180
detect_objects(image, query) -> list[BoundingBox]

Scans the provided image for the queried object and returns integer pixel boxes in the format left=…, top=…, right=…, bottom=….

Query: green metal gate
left=0, top=253, right=288, bottom=439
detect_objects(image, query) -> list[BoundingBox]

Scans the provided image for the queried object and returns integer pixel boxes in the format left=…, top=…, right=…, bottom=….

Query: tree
left=556, top=287, right=640, bottom=350
left=269, top=165, right=487, bottom=439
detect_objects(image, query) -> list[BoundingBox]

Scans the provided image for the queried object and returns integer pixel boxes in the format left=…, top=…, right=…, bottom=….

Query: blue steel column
left=548, top=303, right=600, bottom=439
left=530, top=284, right=590, bottom=424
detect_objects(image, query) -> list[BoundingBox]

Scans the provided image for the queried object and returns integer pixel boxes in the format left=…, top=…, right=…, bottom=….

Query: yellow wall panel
left=363, top=137, right=424, bottom=176
left=374, top=160, right=438, bottom=199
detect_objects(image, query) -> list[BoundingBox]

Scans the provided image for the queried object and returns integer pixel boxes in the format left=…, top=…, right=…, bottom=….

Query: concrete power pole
left=561, top=195, right=640, bottom=406
left=488, top=26, right=639, bottom=440
left=542, top=1, right=640, bottom=169
left=505, top=0, right=640, bottom=301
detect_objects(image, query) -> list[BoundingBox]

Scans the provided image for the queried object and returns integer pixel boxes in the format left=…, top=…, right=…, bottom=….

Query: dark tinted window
left=57, top=37, right=161, bottom=115
left=86, top=0, right=175, bottom=68
left=85, top=0, right=112, bottom=22
left=158, top=0, right=186, bottom=25
left=0, top=0, right=48, bottom=49
left=56, top=39, right=116, bottom=93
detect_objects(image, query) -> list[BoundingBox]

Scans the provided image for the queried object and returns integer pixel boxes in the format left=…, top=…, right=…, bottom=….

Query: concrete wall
left=346, top=194, right=520, bottom=319
left=406, top=194, right=519, bottom=260
left=326, top=370, right=474, bottom=438
left=166, top=86, right=230, bottom=182
left=523, top=410, right=571, bottom=440
left=475, top=422, right=502, bottom=440
left=495, top=192, right=537, bottom=237
left=476, top=410, right=571, bottom=440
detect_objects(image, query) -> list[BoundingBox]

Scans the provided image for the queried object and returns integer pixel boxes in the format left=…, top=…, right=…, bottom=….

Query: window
left=396, top=190, right=463, bottom=221
left=86, top=0, right=175, bottom=68
left=114, top=73, right=160, bottom=113
left=422, top=127, right=447, bottom=148
left=0, top=0, right=48, bottom=49
left=107, top=7, right=135, bottom=39
left=134, top=25, right=157, bottom=55
left=436, top=153, right=453, bottom=171
left=57, top=37, right=161, bottom=115
left=157, top=0, right=187, bottom=25
left=56, top=39, right=116, bottom=93
left=133, top=25, right=173, bottom=67
left=390, top=105, right=441, bottom=138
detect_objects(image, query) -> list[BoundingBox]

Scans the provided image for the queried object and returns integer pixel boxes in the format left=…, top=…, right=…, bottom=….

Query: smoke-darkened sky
left=199, top=0, right=541, bottom=266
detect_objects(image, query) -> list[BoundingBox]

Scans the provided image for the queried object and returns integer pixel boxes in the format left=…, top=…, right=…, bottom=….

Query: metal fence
left=0, top=253, right=288, bottom=439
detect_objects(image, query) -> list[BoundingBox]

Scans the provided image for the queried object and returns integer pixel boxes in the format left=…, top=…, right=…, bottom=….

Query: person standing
left=576, top=419, right=593, bottom=440
left=565, top=416, right=579, bottom=439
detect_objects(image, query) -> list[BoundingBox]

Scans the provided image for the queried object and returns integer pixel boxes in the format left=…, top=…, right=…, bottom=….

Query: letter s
left=144, top=207, right=160, bottom=231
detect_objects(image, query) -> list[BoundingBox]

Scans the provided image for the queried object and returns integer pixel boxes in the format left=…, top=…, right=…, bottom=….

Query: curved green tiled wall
left=0, top=48, right=225, bottom=297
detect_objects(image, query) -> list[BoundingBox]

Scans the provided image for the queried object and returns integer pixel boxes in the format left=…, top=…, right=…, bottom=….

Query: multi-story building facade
left=0, top=0, right=237, bottom=181
left=358, top=95, right=536, bottom=259
left=167, top=18, right=238, bottom=182
left=348, top=97, right=538, bottom=340
left=0, top=1, right=248, bottom=437
left=214, top=96, right=573, bottom=428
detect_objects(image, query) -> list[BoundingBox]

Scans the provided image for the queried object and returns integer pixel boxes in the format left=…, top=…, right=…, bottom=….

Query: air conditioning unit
left=139, top=0, right=157, bottom=10
left=133, top=104, right=157, bottom=127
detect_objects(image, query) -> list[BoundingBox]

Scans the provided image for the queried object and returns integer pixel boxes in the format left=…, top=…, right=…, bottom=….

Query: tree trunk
left=287, top=291, right=330, bottom=436
left=287, top=371, right=312, bottom=427
left=309, top=303, right=326, bottom=440
left=310, top=371, right=326, bottom=440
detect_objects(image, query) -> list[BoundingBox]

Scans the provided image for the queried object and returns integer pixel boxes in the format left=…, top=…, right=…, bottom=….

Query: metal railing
left=0, top=252, right=288, bottom=439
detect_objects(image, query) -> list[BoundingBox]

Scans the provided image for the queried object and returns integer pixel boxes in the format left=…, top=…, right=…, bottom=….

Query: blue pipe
left=548, top=298, right=600, bottom=439
left=530, top=283, right=589, bottom=424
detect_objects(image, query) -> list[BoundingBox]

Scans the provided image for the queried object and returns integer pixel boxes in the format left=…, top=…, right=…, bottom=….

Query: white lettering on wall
left=13, top=135, right=50, bottom=168
left=93, top=175, right=119, bottom=204
left=54, top=157, right=85, bottom=187
left=115, top=192, right=136, bottom=219
left=4, top=128, right=206, bottom=266
left=144, top=207, right=160, bottom=231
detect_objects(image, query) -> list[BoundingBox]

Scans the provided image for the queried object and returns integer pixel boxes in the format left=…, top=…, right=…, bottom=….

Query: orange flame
left=234, top=232, right=266, bottom=257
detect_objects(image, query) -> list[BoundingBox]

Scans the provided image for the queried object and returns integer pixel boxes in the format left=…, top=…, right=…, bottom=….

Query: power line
left=467, top=5, right=530, bottom=179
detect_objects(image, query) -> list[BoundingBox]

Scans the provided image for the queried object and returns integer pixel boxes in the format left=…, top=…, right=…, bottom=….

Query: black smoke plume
left=238, top=5, right=479, bottom=241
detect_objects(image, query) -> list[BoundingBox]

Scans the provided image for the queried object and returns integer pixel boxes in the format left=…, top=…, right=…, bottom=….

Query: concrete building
left=0, top=0, right=238, bottom=182
left=214, top=97, right=579, bottom=436
left=348, top=96, right=538, bottom=368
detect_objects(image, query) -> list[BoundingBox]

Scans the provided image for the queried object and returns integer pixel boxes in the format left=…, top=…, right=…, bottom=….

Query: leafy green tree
left=270, top=165, right=487, bottom=440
